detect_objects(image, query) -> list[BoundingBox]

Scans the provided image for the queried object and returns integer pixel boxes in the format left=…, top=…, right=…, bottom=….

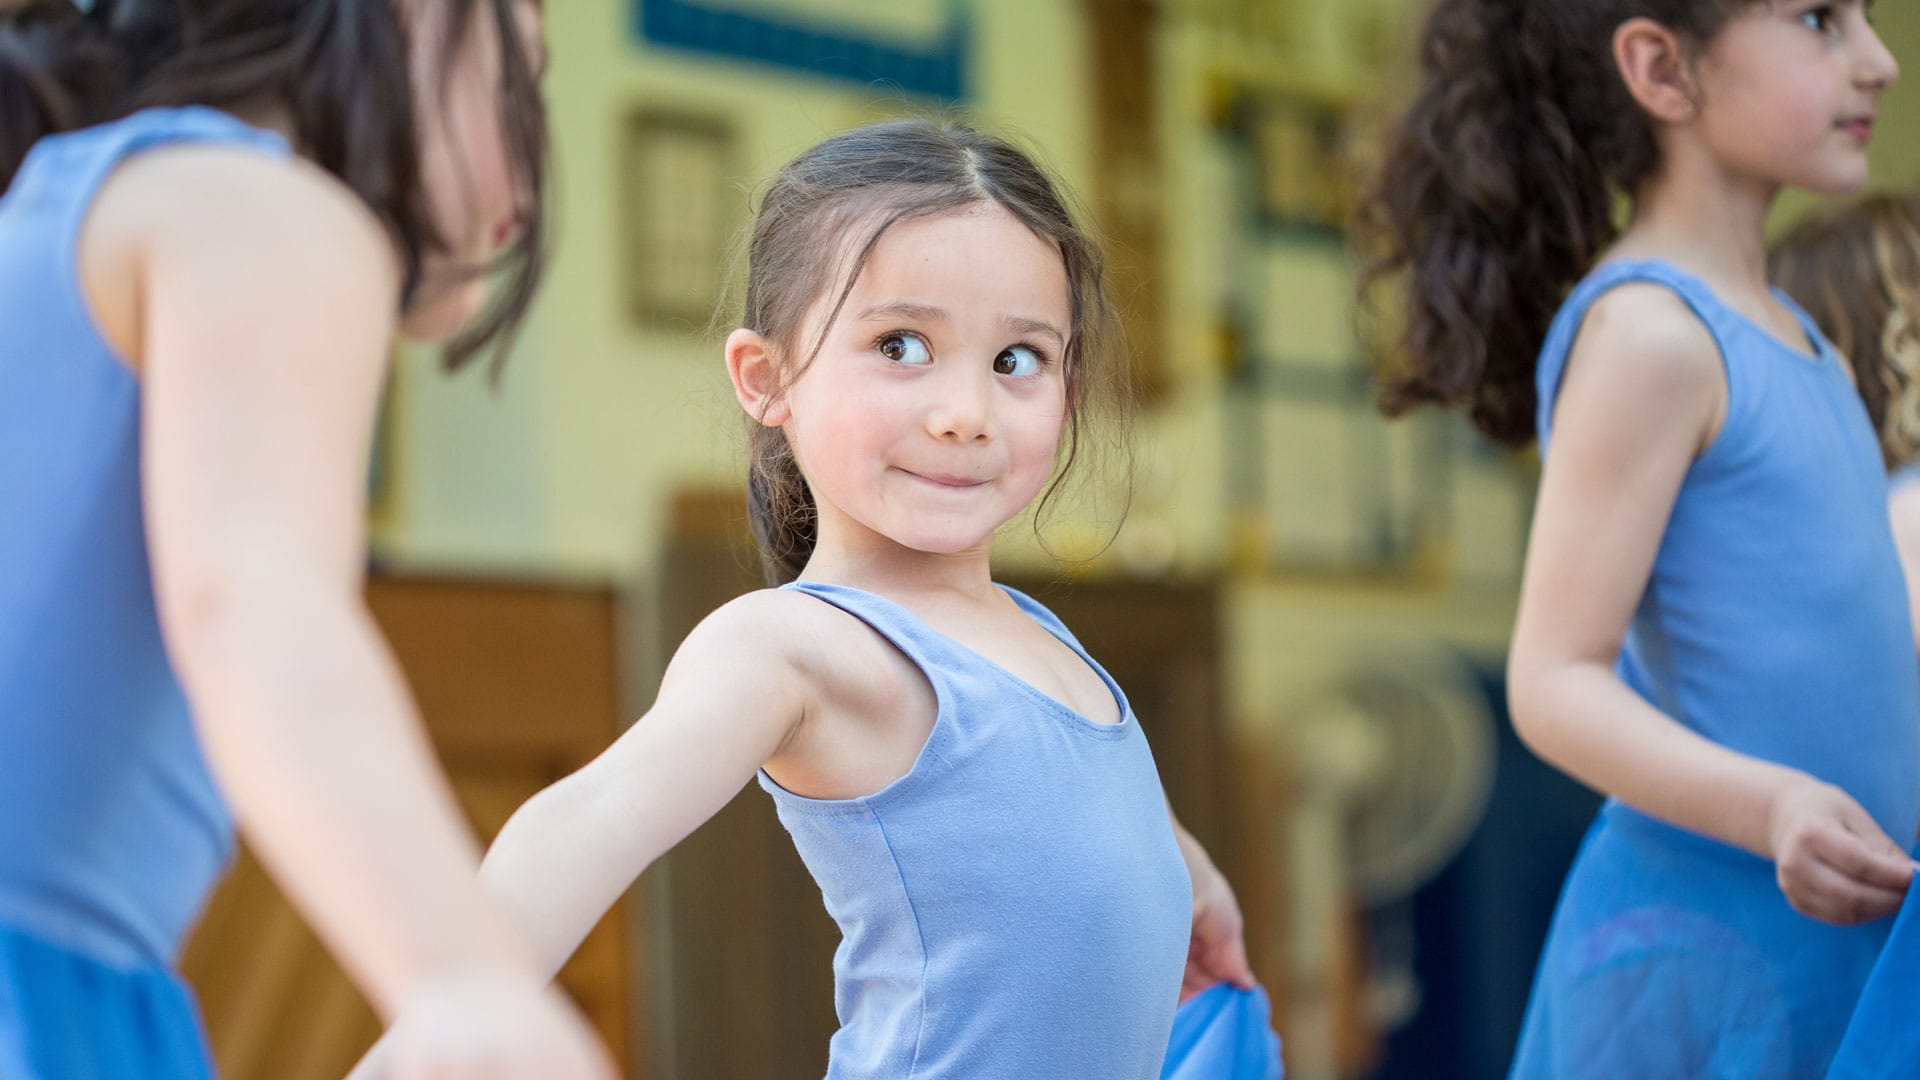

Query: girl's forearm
left=1508, top=657, right=1802, bottom=859
left=171, top=575, right=542, bottom=1019
left=478, top=771, right=650, bottom=983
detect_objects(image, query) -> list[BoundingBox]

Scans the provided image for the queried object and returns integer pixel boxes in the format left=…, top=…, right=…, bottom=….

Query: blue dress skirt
left=1827, top=870, right=1920, bottom=1080
left=1510, top=808, right=1895, bottom=1079
left=0, top=921, right=214, bottom=1079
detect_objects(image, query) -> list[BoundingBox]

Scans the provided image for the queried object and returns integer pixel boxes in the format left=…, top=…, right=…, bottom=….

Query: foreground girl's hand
left=352, top=972, right=615, bottom=1080
left=1768, top=776, right=1915, bottom=926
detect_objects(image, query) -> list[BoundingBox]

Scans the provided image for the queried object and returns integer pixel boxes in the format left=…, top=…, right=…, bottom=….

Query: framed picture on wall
left=1248, top=90, right=1351, bottom=234
left=620, top=109, right=735, bottom=332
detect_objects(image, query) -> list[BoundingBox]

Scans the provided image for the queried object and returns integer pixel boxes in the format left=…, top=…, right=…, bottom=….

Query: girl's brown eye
left=994, top=345, right=1044, bottom=377
left=878, top=333, right=932, bottom=365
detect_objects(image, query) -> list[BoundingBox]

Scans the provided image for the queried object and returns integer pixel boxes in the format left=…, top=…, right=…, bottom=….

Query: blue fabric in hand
left=1160, top=983, right=1284, bottom=1080
left=1827, top=873, right=1920, bottom=1080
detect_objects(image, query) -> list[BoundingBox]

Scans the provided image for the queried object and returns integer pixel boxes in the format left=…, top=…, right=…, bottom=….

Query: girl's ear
left=1614, top=17, right=1700, bottom=126
left=726, top=328, right=791, bottom=426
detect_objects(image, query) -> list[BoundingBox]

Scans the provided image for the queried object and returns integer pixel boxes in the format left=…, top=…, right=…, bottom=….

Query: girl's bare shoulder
left=1564, top=281, right=1726, bottom=425
left=683, top=587, right=923, bottom=713
left=693, top=587, right=895, bottom=665
left=104, top=142, right=395, bottom=283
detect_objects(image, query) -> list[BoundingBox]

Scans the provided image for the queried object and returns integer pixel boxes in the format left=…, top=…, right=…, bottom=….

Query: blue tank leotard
left=760, top=581, right=1193, bottom=1079
left=1508, top=259, right=1920, bottom=1079
left=0, top=106, right=291, bottom=1078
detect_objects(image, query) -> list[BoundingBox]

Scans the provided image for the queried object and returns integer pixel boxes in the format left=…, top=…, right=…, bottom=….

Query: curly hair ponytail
left=1356, top=0, right=1748, bottom=447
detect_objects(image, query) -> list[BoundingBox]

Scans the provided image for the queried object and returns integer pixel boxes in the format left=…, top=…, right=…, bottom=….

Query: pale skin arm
left=1506, top=285, right=1914, bottom=926
left=475, top=594, right=814, bottom=977
left=1888, top=482, right=1920, bottom=656
left=136, top=152, right=609, bottom=1077
left=1167, top=806, right=1256, bottom=1000
left=348, top=592, right=815, bottom=1077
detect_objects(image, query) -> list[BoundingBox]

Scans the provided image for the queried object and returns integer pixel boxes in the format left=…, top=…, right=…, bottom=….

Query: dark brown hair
left=1355, top=0, right=1751, bottom=447
left=0, top=0, right=548, bottom=373
left=1772, top=193, right=1920, bottom=468
left=738, top=118, right=1128, bottom=584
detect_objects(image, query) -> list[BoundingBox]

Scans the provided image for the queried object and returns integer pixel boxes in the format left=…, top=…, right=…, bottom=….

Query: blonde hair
left=1771, top=193, right=1920, bottom=469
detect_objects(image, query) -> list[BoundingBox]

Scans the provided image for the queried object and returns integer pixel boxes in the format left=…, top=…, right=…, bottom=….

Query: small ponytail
left=746, top=423, right=816, bottom=586
left=0, top=1, right=122, bottom=193
left=1357, top=0, right=1747, bottom=447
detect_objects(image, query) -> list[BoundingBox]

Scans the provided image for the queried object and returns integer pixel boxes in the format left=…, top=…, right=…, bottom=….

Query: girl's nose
left=1858, top=13, right=1900, bottom=89
left=926, top=367, right=993, bottom=442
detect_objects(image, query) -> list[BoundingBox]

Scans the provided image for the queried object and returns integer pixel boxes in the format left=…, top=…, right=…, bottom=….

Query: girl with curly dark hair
left=1359, top=2, right=1912, bottom=1076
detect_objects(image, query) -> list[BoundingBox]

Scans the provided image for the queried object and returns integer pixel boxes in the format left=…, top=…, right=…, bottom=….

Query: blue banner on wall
left=635, top=0, right=970, bottom=100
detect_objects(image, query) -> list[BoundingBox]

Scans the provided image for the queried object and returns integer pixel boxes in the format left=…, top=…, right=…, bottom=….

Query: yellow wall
left=376, top=0, right=1095, bottom=578
left=372, top=0, right=1920, bottom=673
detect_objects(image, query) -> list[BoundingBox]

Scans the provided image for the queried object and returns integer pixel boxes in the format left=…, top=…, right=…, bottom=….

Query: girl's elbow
left=1503, top=653, right=1561, bottom=758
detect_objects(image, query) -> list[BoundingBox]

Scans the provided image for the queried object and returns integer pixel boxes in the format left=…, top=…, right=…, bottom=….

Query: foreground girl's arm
left=143, top=155, right=609, bottom=1077
left=348, top=590, right=813, bottom=1077
left=1506, top=285, right=1915, bottom=926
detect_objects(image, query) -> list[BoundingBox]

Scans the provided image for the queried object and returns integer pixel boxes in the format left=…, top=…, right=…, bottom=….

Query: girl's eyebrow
left=856, top=301, right=949, bottom=325
left=1004, top=315, right=1066, bottom=347
left=855, top=302, right=1066, bottom=346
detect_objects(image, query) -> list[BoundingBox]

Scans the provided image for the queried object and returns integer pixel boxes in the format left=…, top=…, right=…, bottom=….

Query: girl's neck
left=797, top=532, right=999, bottom=606
left=1611, top=142, right=1778, bottom=298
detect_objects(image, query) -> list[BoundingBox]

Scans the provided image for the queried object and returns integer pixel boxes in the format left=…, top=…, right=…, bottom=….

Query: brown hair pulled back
left=1772, top=194, right=1920, bottom=468
left=1355, top=0, right=1749, bottom=447
left=0, top=0, right=548, bottom=373
left=738, top=119, right=1127, bottom=584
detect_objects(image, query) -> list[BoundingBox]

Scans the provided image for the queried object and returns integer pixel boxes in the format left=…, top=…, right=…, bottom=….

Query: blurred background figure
left=128, top=1, right=1920, bottom=1078
left=0, top=0, right=614, bottom=1076
left=1772, top=191, right=1920, bottom=648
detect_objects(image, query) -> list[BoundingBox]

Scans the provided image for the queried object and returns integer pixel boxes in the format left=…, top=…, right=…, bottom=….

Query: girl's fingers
left=1785, top=859, right=1906, bottom=924
left=1813, top=823, right=1917, bottom=893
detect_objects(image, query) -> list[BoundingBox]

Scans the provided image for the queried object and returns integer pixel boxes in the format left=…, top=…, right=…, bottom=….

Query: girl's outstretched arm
left=348, top=591, right=815, bottom=1078
left=474, top=590, right=816, bottom=979
left=1506, top=283, right=1915, bottom=926
left=136, top=149, right=610, bottom=1077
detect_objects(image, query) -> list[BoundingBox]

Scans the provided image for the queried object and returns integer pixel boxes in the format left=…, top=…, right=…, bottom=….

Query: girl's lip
left=904, top=470, right=986, bottom=488
left=1841, top=118, right=1876, bottom=143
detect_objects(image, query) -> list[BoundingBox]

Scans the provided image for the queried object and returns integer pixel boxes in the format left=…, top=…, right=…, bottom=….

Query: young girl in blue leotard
left=1360, top=2, right=1915, bottom=1076
left=0, top=1, right=610, bottom=1076
left=351, top=117, right=1263, bottom=1080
